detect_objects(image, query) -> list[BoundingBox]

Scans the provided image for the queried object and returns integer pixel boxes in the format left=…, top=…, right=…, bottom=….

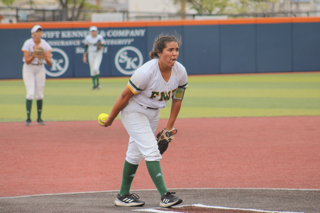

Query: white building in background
left=91, top=0, right=193, bottom=22
left=88, top=0, right=188, bottom=13
left=87, top=0, right=128, bottom=11
left=128, top=0, right=181, bottom=13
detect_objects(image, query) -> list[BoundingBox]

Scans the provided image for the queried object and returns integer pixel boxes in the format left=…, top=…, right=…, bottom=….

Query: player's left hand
left=156, top=127, right=178, bottom=155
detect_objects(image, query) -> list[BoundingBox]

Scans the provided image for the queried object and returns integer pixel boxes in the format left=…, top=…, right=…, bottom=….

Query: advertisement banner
left=41, top=27, right=147, bottom=78
left=105, top=27, right=147, bottom=77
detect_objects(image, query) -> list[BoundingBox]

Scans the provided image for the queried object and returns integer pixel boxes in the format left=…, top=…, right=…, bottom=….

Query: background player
left=99, top=34, right=188, bottom=208
left=22, top=25, right=52, bottom=126
left=83, top=26, right=106, bottom=90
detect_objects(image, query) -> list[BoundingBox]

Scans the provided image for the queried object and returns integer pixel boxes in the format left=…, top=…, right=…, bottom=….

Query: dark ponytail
left=149, top=51, right=159, bottom=59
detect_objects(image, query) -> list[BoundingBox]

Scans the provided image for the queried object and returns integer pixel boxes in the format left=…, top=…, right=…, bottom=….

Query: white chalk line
left=133, top=203, right=304, bottom=213
left=0, top=187, right=319, bottom=200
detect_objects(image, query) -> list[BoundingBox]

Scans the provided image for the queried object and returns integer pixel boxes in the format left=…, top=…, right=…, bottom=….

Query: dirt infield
left=0, top=116, right=319, bottom=212
left=1, top=188, right=319, bottom=212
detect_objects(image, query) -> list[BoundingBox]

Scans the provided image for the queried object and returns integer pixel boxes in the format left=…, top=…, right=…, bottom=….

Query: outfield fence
left=0, top=17, right=320, bottom=79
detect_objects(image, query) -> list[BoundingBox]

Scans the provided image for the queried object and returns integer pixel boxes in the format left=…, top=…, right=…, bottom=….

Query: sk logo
left=115, top=46, right=143, bottom=75
left=45, top=48, right=69, bottom=77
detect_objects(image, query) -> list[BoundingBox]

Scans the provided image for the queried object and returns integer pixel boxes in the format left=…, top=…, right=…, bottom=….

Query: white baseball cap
left=90, top=26, right=98, bottom=31
left=31, top=25, right=42, bottom=33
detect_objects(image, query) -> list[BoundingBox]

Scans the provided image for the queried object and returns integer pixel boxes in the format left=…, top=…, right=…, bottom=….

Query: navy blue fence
left=0, top=20, right=319, bottom=79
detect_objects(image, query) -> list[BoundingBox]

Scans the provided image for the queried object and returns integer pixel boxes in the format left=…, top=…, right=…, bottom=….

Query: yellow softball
left=98, top=113, right=109, bottom=125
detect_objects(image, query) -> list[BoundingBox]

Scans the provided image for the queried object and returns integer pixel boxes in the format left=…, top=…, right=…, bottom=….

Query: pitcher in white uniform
left=83, top=26, right=106, bottom=90
left=22, top=25, right=52, bottom=126
left=99, top=35, right=188, bottom=208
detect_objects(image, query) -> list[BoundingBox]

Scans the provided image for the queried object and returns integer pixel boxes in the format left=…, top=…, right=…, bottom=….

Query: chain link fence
left=1, top=7, right=320, bottom=23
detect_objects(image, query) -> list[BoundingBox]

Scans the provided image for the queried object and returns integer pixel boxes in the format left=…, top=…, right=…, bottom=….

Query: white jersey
left=127, top=58, right=188, bottom=109
left=83, top=34, right=106, bottom=52
left=21, top=38, right=52, bottom=65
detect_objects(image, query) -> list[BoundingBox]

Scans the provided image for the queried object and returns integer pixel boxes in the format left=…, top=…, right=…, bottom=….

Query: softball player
left=100, top=35, right=188, bottom=208
left=22, top=25, right=52, bottom=126
left=83, top=26, right=106, bottom=90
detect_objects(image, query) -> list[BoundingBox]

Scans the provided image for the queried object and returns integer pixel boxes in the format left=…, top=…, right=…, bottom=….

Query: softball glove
left=156, top=127, right=178, bottom=155
left=33, top=46, right=45, bottom=59
left=94, top=40, right=104, bottom=50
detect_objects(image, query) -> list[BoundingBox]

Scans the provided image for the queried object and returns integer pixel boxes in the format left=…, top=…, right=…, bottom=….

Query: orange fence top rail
left=1, top=17, right=320, bottom=29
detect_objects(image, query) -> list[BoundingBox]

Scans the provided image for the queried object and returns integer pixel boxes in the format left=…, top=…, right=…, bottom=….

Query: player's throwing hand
left=98, top=114, right=114, bottom=127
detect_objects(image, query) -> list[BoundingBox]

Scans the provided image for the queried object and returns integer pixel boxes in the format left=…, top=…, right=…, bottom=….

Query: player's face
left=158, top=42, right=179, bottom=67
left=33, top=29, right=42, bottom=39
left=91, top=31, right=97, bottom=37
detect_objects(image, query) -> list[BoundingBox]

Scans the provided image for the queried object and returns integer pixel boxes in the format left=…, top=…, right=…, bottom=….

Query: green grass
left=1, top=72, right=320, bottom=122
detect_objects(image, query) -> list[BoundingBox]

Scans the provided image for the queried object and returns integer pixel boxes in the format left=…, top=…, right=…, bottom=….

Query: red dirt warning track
left=0, top=116, right=319, bottom=197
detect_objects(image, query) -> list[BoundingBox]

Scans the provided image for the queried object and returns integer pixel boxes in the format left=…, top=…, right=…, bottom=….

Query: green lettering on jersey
left=149, top=91, right=159, bottom=99
left=159, top=91, right=171, bottom=101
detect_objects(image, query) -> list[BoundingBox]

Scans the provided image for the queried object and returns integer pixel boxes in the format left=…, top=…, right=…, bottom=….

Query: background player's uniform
left=122, top=58, right=188, bottom=164
left=22, top=38, right=51, bottom=100
left=83, top=33, right=106, bottom=89
left=22, top=38, right=52, bottom=125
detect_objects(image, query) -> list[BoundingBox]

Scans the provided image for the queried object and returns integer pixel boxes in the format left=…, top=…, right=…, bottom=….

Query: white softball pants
left=120, top=101, right=162, bottom=165
left=23, top=63, right=46, bottom=100
left=88, top=50, right=103, bottom=76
